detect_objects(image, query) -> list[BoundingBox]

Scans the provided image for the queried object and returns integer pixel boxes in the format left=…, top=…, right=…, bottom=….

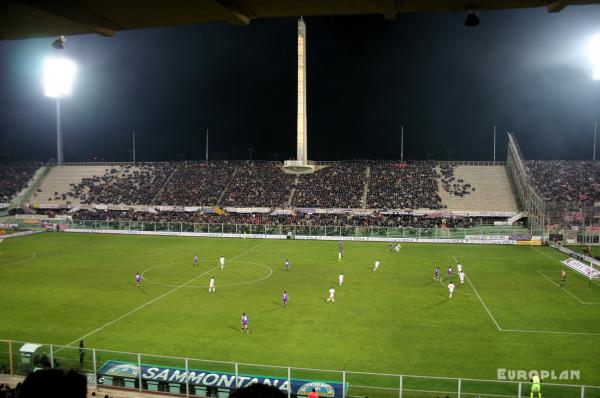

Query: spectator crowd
left=368, top=161, right=443, bottom=209
left=526, top=160, right=600, bottom=204
left=293, top=162, right=366, bottom=208
left=0, top=161, right=42, bottom=204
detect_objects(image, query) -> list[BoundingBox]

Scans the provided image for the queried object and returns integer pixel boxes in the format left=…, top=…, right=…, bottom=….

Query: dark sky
left=0, top=6, right=599, bottom=162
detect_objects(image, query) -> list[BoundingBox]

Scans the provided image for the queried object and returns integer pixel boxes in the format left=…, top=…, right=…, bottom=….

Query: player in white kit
left=338, top=273, right=344, bottom=286
left=457, top=263, right=463, bottom=274
left=448, top=282, right=455, bottom=298
left=327, top=287, right=336, bottom=302
left=219, top=256, right=225, bottom=269
left=209, top=276, right=215, bottom=292
left=373, top=260, right=380, bottom=271
left=459, top=271, right=465, bottom=285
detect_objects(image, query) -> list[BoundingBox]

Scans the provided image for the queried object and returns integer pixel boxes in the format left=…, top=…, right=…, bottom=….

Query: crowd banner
left=0, top=203, right=10, bottom=209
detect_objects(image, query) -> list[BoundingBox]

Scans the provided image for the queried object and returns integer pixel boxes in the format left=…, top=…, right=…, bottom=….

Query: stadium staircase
left=437, top=165, right=520, bottom=213
left=287, top=175, right=300, bottom=208
left=9, top=163, right=49, bottom=210
left=33, top=165, right=112, bottom=206
left=507, top=211, right=527, bottom=225
left=150, top=164, right=178, bottom=205
left=216, top=165, right=238, bottom=206
left=361, top=165, right=370, bottom=209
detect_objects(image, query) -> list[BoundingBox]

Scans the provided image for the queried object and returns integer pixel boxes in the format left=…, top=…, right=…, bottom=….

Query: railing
left=0, top=339, right=597, bottom=398
left=65, top=220, right=531, bottom=240
left=506, top=133, right=545, bottom=236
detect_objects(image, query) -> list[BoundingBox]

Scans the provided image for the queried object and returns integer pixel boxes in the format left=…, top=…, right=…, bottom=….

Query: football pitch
left=1, top=233, right=600, bottom=392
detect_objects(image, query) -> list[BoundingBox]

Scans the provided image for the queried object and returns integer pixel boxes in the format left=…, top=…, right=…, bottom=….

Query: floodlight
left=590, top=34, right=600, bottom=81
left=44, top=57, right=77, bottom=98
left=52, top=35, right=66, bottom=49
left=464, top=10, right=480, bottom=27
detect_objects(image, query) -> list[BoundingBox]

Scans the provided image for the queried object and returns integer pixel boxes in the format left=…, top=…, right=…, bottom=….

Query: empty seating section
left=367, top=161, right=442, bottom=209
left=0, top=161, right=42, bottom=203
left=293, top=162, right=365, bottom=208
left=526, top=160, right=600, bottom=203
left=221, top=161, right=294, bottom=207
left=437, top=165, right=519, bottom=212
left=34, top=165, right=111, bottom=205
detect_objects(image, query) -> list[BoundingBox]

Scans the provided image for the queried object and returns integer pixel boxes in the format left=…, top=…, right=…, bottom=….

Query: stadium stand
left=25, top=161, right=523, bottom=214
left=0, top=161, right=42, bottom=204
left=367, top=161, right=442, bottom=209
left=526, top=160, right=600, bottom=203
left=437, top=165, right=520, bottom=212
left=221, top=161, right=294, bottom=207
left=293, top=162, right=366, bottom=208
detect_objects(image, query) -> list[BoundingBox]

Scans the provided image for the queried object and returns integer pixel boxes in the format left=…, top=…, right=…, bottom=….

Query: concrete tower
left=284, top=17, right=314, bottom=174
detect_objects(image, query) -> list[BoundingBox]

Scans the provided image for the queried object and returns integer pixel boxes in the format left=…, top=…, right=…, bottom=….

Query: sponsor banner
left=509, top=234, right=532, bottom=241
left=65, top=228, right=286, bottom=240
left=315, top=208, right=349, bottom=215
left=224, top=207, right=271, bottom=214
left=0, top=203, right=9, bottom=209
left=351, top=210, right=374, bottom=216
left=1, top=230, right=42, bottom=239
left=0, top=223, right=18, bottom=229
left=562, top=258, right=600, bottom=279
left=466, top=235, right=510, bottom=241
left=33, top=203, right=68, bottom=209
left=270, top=209, right=293, bottom=216
left=184, top=207, right=201, bottom=212
left=98, top=360, right=343, bottom=397
left=295, top=208, right=316, bottom=214
left=493, top=221, right=511, bottom=226
left=16, top=214, right=69, bottom=221
left=295, top=235, right=516, bottom=245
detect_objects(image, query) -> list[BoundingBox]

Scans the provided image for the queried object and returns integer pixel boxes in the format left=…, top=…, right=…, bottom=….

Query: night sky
left=0, top=6, right=599, bottom=162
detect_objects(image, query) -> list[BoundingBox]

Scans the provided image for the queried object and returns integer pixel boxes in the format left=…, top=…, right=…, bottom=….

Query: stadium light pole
left=590, top=34, right=600, bottom=81
left=44, top=57, right=76, bottom=165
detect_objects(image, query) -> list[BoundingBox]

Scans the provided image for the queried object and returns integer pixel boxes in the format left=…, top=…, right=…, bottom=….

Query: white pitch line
left=55, top=240, right=268, bottom=352
left=465, top=275, right=502, bottom=331
left=531, top=246, right=600, bottom=286
left=501, top=328, right=600, bottom=337
left=537, top=271, right=600, bottom=305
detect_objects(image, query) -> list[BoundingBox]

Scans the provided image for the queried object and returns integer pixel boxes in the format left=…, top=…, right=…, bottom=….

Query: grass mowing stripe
left=465, top=275, right=502, bottom=331
left=55, top=240, right=268, bottom=352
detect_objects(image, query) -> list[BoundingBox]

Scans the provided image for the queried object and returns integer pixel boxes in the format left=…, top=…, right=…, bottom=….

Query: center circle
left=141, top=260, right=273, bottom=289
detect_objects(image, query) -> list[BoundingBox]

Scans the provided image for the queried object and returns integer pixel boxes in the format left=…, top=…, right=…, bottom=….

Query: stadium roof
left=2, top=0, right=600, bottom=40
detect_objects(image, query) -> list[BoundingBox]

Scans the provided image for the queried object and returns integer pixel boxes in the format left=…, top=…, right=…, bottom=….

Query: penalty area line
left=55, top=240, right=268, bottom=353
left=465, top=275, right=502, bottom=331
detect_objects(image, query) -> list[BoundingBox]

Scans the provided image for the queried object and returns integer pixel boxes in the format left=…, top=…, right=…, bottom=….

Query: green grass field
left=1, top=233, right=600, bottom=396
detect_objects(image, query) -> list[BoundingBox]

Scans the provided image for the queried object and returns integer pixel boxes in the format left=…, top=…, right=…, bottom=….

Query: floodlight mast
left=44, top=57, right=76, bottom=165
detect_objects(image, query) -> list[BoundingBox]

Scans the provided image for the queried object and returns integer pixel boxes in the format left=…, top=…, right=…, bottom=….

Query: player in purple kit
left=282, top=291, right=289, bottom=308
left=447, top=266, right=453, bottom=280
left=241, top=313, right=249, bottom=333
left=135, top=272, right=141, bottom=287
left=284, top=259, right=290, bottom=271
